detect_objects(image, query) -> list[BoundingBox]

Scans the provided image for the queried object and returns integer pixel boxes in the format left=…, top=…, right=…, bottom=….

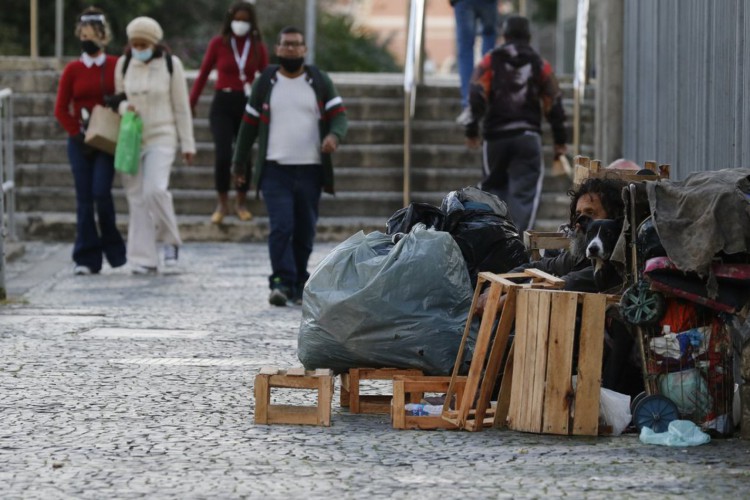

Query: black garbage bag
left=442, top=187, right=529, bottom=285
left=298, top=224, right=473, bottom=375
left=385, top=202, right=445, bottom=234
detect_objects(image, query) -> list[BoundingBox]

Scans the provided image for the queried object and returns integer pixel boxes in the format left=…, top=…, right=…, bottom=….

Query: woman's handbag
left=84, top=104, right=121, bottom=155
left=114, top=111, right=143, bottom=175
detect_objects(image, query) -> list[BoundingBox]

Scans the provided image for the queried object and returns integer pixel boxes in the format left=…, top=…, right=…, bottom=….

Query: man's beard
left=569, top=229, right=588, bottom=261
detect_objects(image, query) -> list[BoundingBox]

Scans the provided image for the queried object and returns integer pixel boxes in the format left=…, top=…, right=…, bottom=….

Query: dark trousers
left=209, top=90, right=249, bottom=193
left=260, top=163, right=323, bottom=292
left=481, top=131, right=544, bottom=233
left=67, top=137, right=126, bottom=272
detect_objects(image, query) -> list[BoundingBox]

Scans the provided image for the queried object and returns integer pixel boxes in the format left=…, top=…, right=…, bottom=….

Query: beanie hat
left=502, top=15, right=531, bottom=42
left=126, top=16, right=163, bottom=45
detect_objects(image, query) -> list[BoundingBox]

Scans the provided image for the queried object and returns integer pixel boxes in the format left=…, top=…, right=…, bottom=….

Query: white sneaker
left=73, top=265, right=93, bottom=275
left=455, top=107, right=473, bottom=126
left=131, top=265, right=157, bottom=275
left=163, top=245, right=179, bottom=267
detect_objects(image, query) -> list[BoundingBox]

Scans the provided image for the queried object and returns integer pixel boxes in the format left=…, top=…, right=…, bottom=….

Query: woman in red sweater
left=54, top=7, right=126, bottom=275
left=190, top=1, right=269, bottom=224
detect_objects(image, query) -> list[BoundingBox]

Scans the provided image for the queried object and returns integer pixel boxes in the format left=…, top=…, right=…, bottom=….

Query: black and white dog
left=577, top=216, right=624, bottom=291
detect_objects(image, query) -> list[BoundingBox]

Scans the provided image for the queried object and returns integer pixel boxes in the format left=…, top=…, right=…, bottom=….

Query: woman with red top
left=54, top=7, right=126, bottom=275
left=190, top=1, right=269, bottom=224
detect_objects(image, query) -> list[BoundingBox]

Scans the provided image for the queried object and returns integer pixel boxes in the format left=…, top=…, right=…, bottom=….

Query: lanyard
left=230, top=37, right=251, bottom=82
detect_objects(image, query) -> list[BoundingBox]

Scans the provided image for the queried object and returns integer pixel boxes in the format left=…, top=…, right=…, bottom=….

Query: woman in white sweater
left=115, top=16, right=195, bottom=274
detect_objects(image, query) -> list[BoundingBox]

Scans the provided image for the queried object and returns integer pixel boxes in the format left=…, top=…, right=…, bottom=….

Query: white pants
left=122, top=145, right=182, bottom=267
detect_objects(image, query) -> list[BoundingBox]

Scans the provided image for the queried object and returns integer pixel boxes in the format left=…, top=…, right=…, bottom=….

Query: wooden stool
left=340, top=368, right=423, bottom=414
left=254, top=367, right=334, bottom=426
left=506, top=288, right=617, bottom=436
left=392, top=375, right=467, bottom=430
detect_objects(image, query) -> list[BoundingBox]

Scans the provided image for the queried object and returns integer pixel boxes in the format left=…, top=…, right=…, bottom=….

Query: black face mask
left=278, top=56, right=305, bottom=74
left=81, top=40, right=101, bottom=56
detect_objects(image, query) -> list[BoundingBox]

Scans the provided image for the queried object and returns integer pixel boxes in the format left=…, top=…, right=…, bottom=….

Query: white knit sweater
left=115, top=54, right=195, bottom=154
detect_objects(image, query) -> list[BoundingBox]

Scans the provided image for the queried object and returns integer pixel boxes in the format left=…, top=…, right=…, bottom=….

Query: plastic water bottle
left=404, top=403, right=442, bottom=416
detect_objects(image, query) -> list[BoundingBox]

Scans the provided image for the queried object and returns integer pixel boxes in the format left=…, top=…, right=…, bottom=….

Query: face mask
left=81, top=39, right=101, bottom=56
left=131, top=47, right=153, bottom=62
left=231, top=20, right=251, bottom=37
left=278, top=56, right=305, bottom=74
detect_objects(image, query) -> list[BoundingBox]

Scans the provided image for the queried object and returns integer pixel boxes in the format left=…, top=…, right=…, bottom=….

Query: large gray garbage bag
left=298, top=224, right=473, bottom=375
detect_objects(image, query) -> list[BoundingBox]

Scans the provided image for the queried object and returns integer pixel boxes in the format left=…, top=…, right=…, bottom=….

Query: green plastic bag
left=114, top=111, right=142, bottom=175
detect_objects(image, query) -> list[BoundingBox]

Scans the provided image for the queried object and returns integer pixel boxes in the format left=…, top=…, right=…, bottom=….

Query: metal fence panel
left=623, top=0, right=749, bottom=179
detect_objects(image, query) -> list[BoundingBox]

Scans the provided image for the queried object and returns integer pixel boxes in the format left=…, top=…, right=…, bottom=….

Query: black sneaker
left=268, top=278, right=291, bottom=306
left=268, top=287, right=289, bottom=307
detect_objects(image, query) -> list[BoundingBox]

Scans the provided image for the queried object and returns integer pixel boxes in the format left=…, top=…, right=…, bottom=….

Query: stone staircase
left=1, top=57, right=594, bottom=243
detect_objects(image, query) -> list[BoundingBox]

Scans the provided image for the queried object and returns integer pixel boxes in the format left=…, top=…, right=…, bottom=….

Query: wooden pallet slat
left=572, top=293, right=607, bottom=436
left=542, top=291, right=578, bottom=435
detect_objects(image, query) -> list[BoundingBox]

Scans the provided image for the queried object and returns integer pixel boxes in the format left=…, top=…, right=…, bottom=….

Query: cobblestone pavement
left=2, top=242, right=749, bottom=499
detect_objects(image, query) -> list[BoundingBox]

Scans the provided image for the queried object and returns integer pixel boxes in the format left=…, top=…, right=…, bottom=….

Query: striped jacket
left=232, top=65, right=348, bottom=195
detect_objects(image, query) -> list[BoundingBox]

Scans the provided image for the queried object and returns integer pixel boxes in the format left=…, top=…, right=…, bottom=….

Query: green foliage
left=315, top=11, right=399, bottom=72
left=0, top=0, right=398, bottom=72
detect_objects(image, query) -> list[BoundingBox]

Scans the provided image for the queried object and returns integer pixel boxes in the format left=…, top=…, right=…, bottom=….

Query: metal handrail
left=403, top=0, right=426, bottom=207
left=572, top=0, right=590, bottom=156
left=1, top=88, right=17, bottom=300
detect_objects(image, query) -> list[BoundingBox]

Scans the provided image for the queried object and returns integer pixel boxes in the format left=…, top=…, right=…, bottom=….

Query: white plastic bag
left=639, top=419, right=711, bottom=446
left=599, top=388, right=631, bottom=436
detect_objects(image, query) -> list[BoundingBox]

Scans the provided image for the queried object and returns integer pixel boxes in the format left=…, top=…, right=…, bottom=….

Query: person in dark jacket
left=465, top=15, right=567, bottom=233
left=232, top=27, right=347, bottom=307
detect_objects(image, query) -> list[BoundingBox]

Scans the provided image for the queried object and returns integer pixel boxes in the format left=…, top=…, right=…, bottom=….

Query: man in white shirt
left=233, top=27, right=348, bottom=306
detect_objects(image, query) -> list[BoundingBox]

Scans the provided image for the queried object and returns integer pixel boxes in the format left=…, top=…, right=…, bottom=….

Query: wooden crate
left=572, top=155, right=670, bottom=186
left=523, top=231, right=570, bottom=261
left=506, top=289, right=615, bottom=436
left=254, top=367, right=334, bottom=426
left=340, top=367, right=423, bottom=414
left=441, top=269, right=565, bottom=432
left=391, top=376, right=467, bottom=430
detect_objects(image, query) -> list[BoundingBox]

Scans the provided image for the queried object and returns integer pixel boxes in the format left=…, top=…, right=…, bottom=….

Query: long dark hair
left=567, top=178, right=625, bottom=225
left=221, top=1, right=261, bottom=44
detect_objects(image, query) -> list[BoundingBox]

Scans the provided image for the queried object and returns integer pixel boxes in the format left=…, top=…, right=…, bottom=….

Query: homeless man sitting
left=477, top=177, right=644, bottom=397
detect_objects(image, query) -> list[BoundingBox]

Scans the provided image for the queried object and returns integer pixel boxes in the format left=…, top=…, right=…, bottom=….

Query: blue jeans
left=260, top=163, right=323, bottom=293
left=454, top=0, right=498, bottom=108
left=67, top=138, right=126, bottom=272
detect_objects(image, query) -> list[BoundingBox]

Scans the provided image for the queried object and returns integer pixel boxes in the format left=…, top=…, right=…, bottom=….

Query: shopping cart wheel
left=632, top=395, right=679, bottom=433
left=630, top=391, right=648, bottom=413
left=620, top=282, right=666, bottom=325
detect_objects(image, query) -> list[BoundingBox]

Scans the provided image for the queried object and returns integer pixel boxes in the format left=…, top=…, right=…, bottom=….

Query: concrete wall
left=622, top=0, right=750, bottom=179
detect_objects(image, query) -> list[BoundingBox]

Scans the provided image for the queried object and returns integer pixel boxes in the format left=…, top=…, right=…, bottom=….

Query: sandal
left=211, top=211, right=225, bottom=224
left=236, top=207, right=253, bottom=221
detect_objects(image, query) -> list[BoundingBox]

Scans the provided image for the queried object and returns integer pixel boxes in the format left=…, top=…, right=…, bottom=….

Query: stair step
left=16, top=211, right=566, bottom=243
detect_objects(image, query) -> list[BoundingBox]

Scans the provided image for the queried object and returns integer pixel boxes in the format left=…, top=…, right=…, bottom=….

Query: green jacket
left=231, top=64, right=348, bottom=195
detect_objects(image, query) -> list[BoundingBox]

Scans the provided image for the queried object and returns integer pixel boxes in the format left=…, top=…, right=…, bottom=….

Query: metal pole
left=55, top=0, right=64, bottom=63
left=305, top=0, right=316, bottom=65
left=0, top=91, right=7, bottom=300
left=30, top=0, right=39, bottom=58
left=573, top=0, right=590, bottom=156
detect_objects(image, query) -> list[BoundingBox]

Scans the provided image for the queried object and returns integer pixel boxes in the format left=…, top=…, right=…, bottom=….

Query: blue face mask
left=131, top=47, right=153, bottom=62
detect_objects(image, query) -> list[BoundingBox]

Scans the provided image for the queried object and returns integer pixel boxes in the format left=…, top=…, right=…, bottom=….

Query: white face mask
left=231, top=20, right=251, bottom=37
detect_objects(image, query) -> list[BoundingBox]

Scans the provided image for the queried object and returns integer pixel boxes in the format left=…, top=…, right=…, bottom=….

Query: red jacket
left=189, top=35, right=269, bottom=109
left=54, top=55, right=118, bottom=137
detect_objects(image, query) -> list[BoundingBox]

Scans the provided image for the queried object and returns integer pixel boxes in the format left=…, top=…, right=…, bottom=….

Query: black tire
left=620, top=283, right=666, bottom=326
